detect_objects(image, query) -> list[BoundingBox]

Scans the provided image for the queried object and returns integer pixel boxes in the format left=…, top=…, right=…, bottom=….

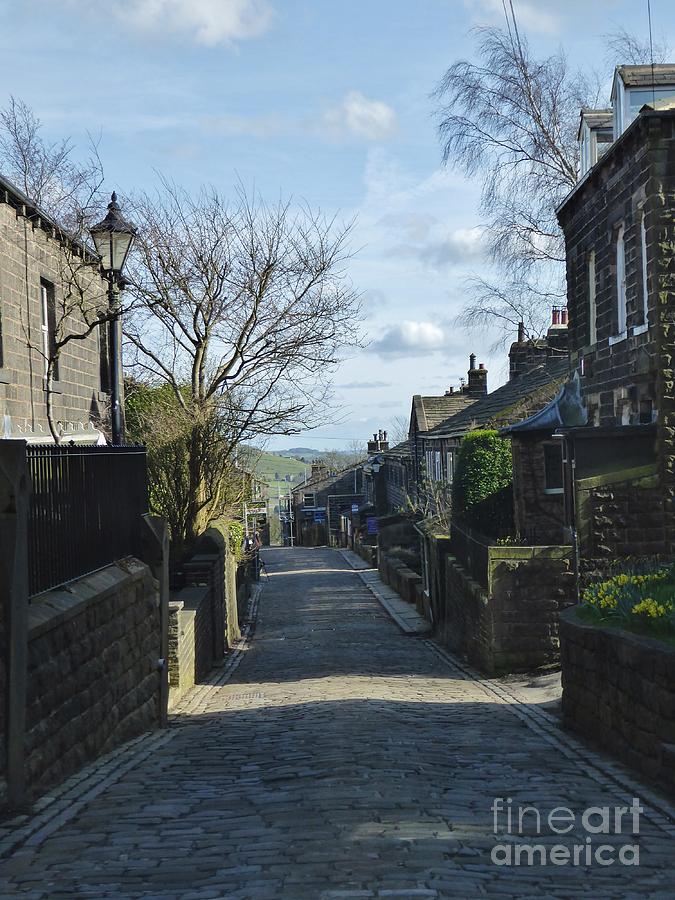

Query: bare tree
left=388, top=414, right=409, bottom=446
left=0, top=97, right=115, bottom=441
left=434, top=27, right=597, bottom=336
left=605, top=27, right=670, bottom=67
left=125, top=180, right=362, bottom=544
left=0, top=97, right=104, bottom=229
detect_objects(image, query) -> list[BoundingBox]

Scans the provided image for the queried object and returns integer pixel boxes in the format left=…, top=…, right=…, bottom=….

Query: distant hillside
left=242, top=447, right=308, bottom=495
left=269, top=447, right=322, bottom=461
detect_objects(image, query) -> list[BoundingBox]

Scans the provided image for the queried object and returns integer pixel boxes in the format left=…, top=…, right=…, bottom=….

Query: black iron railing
left=450, top=518, right=491, bottom=588
left=27, top=444, right=148, bottom=597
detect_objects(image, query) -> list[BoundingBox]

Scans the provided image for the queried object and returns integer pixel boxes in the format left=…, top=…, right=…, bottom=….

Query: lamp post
left=90, top=192, right=137, bottom=446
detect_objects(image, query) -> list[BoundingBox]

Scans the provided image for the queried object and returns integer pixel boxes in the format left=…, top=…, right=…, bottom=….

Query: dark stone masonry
left=25, top=559, right=161, bottom=798
left=439, top=547, right=575, bottom=675
left=560, top=607, right=675, bottom=795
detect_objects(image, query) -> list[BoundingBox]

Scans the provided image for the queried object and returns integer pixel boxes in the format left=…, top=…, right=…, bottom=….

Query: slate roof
left=291, top=461, right=361, bottom=495
left=382, top=439, right=411, bottom=461
left=424, top=359, right=569, bottom=440
left=616, top=64, right=675, bottom=87
left=412, top=393, right=477, bottom=433
left=580, top=108, right=613, bottom=129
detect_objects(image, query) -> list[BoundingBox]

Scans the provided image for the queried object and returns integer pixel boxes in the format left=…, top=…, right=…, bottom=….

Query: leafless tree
left=125, top=180, right=362, bottom=543
left=0, top=97, right=116, bottom=441
left=0, top=97, right=104, bottom=230
left=388, top=414, right=409, bottom=445
left=434, top=27, right=598, bottom=337
left=605, top=27, right=670, bottom=68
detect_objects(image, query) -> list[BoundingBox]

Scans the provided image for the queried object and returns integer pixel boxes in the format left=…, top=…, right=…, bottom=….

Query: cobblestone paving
left=1, top=547, right=674, bottom=899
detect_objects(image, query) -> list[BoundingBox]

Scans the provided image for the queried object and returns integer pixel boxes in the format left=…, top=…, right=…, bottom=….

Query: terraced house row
left=291, top=65, right=675, bottom=794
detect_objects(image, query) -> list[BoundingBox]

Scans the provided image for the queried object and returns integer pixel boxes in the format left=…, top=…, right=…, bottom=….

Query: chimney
left=547, top=305, right=569, bottom=353
left=517, top=321, right=525, bottom=343
left=310, top=461, right=327, bottom=478
left=467, top=358, right=488, bottom=395
left=445, top=386, right=455, bottom=395
left=368, top=429, right=389, bottom=453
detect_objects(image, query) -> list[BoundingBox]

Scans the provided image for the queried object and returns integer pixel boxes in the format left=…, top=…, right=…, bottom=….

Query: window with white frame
left=588, top=250, right=597, bottom=345
left=303, top=492, right=316, bottom=508
left=40, top=279, right=58, bottom=380
left=424, top=449, right=442, bottom=482
left=640, top=212, right=649, bottom=327
left=446, top=450, right=455, bottom=484
left=615, top=224, right=627, bottom=336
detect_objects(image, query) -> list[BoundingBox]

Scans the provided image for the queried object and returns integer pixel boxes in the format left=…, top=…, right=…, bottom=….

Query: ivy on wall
left=452, top=429, right=514, bottom=536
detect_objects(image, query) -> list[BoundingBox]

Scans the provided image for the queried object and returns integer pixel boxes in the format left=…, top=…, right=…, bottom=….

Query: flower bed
left=580, top=563, right=675, bottom=640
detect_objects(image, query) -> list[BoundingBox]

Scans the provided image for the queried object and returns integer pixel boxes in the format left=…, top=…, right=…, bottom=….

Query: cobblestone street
left=1, top=547, right=674, bottom=898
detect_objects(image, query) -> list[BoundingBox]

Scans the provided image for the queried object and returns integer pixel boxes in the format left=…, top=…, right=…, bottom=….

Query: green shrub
left=452, top=430, right=514, bottom=536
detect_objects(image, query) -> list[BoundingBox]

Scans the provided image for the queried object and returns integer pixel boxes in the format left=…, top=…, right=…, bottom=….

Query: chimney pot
left=561, top=308, right=568, bottom=325
left=552, top=307, right=560, bottom=325
left=478, top=362, right=485, bottom=370
left=469, top=353, right=476, bottom=370
left=517, top=321, right=525, bottom=343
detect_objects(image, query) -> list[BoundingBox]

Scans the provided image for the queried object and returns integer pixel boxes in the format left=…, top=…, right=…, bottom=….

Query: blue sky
left=1, top=0, right=672, bottom=449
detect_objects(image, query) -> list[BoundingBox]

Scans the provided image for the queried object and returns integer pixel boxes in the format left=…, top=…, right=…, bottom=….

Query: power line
left=647, top=0, right=656, bottom=104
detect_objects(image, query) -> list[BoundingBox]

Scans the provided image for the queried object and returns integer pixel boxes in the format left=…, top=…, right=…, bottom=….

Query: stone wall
left=25, top=559, right=161, bottom=797
left=438, top=547, right=575, bottom=675
left=378, top=552, right=424, bottom=612
left=560, top=608, right=675, bottom=795
left=575, top=465, right=666, bottom=574
left=167, top=587, right=211, bottom=707
left=0, top=197, right=110, bottom=438
left=167, top=529, right=249, bottom=708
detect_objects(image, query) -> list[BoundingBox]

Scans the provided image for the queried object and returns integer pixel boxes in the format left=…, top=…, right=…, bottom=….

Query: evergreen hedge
left=452, top=429, right=514, bottom=537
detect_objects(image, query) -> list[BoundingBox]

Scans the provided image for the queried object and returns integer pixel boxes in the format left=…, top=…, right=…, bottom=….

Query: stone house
left=420, top=318, right=569, bottom=513
left=0, top=173, right=111, bottom=443
left=407, top=355, right=484, bottom=500
left=554, top=66, right=675, bottom=564
left=292, top=462, right=365, bottom=546
left=378, top=439, right=412, bottom=515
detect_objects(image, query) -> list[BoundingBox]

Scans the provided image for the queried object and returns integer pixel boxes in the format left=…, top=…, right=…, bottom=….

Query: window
left=446, top=450, right=455, bottom=485
left=615, top=225, right=627, bottom=337
left=640, top=213, right=649, bottom=327
left=40, top=279, right=58, bottom=380
left=588, top=251, right=597, bottom=345
left=304, top=492, right=316, bottom=508
left=626, top=88, right=675, bottom=129
left=543, top=443, right=564, bottom=494
left=425, top=449, right=442, bottom=482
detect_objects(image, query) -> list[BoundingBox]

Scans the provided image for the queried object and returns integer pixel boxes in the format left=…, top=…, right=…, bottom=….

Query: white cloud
left=66, top=0, right=275, bottom=46
left=464, top=0, right=561, bottom=35
left=324, top=92, right=397, bottom=141
left=370, top=321, right=449, bottom=358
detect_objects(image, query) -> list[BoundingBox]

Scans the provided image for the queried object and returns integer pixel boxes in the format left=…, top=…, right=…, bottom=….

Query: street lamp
left=91, top=192, right=137, bottom=445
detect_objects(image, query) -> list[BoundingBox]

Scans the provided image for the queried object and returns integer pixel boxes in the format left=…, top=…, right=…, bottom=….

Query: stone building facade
left=556, top=100, right=675, bottom=558
left=0, top=174, right=110, bottom=442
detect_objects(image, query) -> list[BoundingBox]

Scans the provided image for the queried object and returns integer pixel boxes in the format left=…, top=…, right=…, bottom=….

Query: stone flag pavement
left=0, top=547, right=673, bottom=898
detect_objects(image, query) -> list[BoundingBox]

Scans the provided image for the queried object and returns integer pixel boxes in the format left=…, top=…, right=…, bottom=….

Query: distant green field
left=243, top=448, right=307, bottom=493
